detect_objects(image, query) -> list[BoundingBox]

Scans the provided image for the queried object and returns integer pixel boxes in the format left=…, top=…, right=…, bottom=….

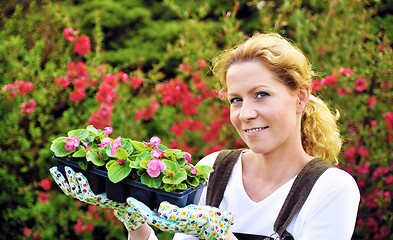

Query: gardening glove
left=49, top=166, right=145, bottom=230
left=127, top=197, right=234, bottom=240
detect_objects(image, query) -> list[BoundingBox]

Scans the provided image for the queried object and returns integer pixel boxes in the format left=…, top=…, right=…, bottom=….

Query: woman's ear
left=296, top=87, right=310, bottom=114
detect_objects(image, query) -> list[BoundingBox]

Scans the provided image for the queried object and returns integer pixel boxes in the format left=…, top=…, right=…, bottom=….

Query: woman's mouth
left=244, top=126, right=269, bottom=133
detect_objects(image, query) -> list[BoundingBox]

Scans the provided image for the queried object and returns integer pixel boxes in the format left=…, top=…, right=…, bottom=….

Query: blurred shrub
left=0, top=0, right=392, bottom=239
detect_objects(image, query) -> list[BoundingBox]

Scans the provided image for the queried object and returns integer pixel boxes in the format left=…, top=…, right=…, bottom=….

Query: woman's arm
left=128, top=223, right=157, bottom=240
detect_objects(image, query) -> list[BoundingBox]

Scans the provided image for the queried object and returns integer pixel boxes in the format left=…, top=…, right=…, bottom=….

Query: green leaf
left=87, top=151, right=105, bottom=166
left=162, top=168, right=187, bottom=185
left=72, top=148, right=86, bottom=158
left=52, top=137, right=66, bottom=144
left=86, top=125, right=98, bottom=135
left=130, top=140, right=148, bottom=152
left=68, top=129, right=89, bottom=140
left=121, top=140, right=134, bottom=155
left=162, top=159, right=178, bottom=172
left=195, top=165, right=214, bottom=176
left=141, top=172, right=162, bottom=189
left=50, top=141, right=71, bottom=157
left=177, top=183, right=188, bottom=190
left=186, top=175, right=199, bottom=187
left=78, top=160, right=88, bottom=171
left=108, top=161, right=132, bottom=183
left=106, top=160, right=117, bottom=170
left=115, top=148, right=129, bottom=159
left=99, top=148, right=109, bottom=160
left=140, top=154, right=153, bottom=169
left=163, top=184, right=175, bottom=192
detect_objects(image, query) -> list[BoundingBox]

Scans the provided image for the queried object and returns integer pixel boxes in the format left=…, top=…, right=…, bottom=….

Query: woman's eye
left=256, top=92, right=269, bottom=99
left=229, top=97, right=242, bottom=104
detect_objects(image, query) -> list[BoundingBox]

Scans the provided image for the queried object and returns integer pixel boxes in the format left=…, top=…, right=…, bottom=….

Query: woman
left=51, top=32, right=360, bottom=239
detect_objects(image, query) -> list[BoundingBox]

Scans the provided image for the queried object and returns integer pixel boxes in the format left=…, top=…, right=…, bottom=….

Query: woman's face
left=226, top=61, right=304, bottom=155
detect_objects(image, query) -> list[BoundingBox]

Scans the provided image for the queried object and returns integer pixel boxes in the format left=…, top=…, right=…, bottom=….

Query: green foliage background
left=0, top=0, right=392, bottom=239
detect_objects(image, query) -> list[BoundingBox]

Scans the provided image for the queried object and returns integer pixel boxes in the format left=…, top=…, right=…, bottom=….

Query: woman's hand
left=49, top=166, right=145, bottom=231
left=127, top=197, right=234, bottom=240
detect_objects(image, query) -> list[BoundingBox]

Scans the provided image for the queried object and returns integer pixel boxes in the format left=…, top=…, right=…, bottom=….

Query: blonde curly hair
left=212, top=32, right=341, bottom=164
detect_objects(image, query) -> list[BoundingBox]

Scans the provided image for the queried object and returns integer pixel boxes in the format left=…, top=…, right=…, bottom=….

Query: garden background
left=0, top=0, right=392, bottom=239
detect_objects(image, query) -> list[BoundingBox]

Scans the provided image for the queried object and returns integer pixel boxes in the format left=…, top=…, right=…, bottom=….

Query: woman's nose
left=239, top=101, right=257, bottom=122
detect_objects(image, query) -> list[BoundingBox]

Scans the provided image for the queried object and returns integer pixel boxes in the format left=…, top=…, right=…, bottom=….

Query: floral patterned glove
left=127, top=197, right=234, bottom=240
left=49, top=166, right=145, bottom=231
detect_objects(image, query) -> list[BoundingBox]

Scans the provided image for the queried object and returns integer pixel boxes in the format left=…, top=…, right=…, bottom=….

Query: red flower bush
left=74, top=34, right=91, bottom=56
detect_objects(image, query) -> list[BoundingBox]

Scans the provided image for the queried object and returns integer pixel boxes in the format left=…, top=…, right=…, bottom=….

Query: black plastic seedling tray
left=54, top=156, right=205, bottom=209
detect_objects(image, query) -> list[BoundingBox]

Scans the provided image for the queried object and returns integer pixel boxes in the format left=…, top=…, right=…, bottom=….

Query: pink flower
left=336, top=87, right=349, bottom=96
left=69, top=88, right=86, bottom=102
left=74, top=35, right=91, bottom=56
left=23, top=227, right=32, bottom=237
left=37, top=192, right=50, bottom=204
left=103, top=127, right=113, bottom=135
left=358, top=147, right=370, bottom=157
left=99, top=137, right=111, bottom=148
left=321, top=74, right=338, bottom=86
left=117, top=159, right=126, bottom=164
left=54, top=77, right=70, bottom=88
left=63, top=28, right=78, bottom=41
left=338, top=68, right=354, bottom=76
left=197, top=59, right=206, bottom=69
left=143, top=136, right=161, bottom=148
left=371, top=120, right=378, bottom=127
left=21, top=99, right=37, bottom=114
left=130, top=76, right=144, bottom=90
left=183, top=154, right=191, bottom=163
left=190, top=165, right=197, bottom=175
left=383, top=112, right=393, bottom=132
left=40, top=178, right=52, bottom=191
left=151, top=148, right=166, bottom=159
left=354, top=77, right=367, bottom=92
left=65, top=136, right=80, bottom=150
left=110, top=136, right=122, bottom=155
left=311, top=79, right=323, bottom=94
left=368, top=96, right=376, bottom=108
left=147, top=159, right=167, bottom=178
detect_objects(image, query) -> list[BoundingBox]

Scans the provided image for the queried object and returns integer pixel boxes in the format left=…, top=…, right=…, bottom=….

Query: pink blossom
left=197, top=59, right=206, bottom=69
left=63, top=28, right=78, bottom=41
left=130, top=76, right=144, bottom=90
left=147, top=159, right=167, bottom=178
left=110, top=136, right=122, bottom=155
left=311, top=79, right=323, bottom=94
left=321, top=74, right=338, bottom=86
left=37, top=192, right=50, bottom=204
left=74, top=35, right=91, bottom=56
left=368, top=96, right=376, bottom=108
left=54, top=77, right=70, bottom=88
left=183, top=154, right=192, bottom=163
left=383, top=112, right=393, bottom=132
left=96, top=82, right=115, bottom=104
left=21, top=99, right=37, bottom=114
left=103, top=127, right=113, bottom=135
left=338, top=67, right=354, bottom=76
left=143, top=136, right=161, bottom=148
left=69, top=88, right=85, bottom=102
left=336, top=87, right=349, bottom=96
left=151, top=148, right=166, bottom=159
left=117, top=159, right=126, bottom=164
left=354, top=77, right=367, bottom=92
left=99, top=137, right=111, bottom=148
left=23, top=227, right=32, bottom=237
left=40, top=178, right=52, bottom=191
left=65, top=136, right=80, bottom=150
left=190, top=165, right=197, bottom=175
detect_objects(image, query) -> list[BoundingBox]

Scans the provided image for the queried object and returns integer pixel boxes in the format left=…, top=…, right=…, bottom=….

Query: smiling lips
left=244, top=126, right=269, bottom=133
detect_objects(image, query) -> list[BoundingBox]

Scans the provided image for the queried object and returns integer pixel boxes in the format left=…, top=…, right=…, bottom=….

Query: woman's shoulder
left=313, top=166, right=360, bottom=199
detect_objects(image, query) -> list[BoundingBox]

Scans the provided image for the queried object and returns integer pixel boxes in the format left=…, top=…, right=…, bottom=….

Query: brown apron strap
left=206, top=149, right=244, bottom=207
left=274, top=158, right=332, bottom=237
